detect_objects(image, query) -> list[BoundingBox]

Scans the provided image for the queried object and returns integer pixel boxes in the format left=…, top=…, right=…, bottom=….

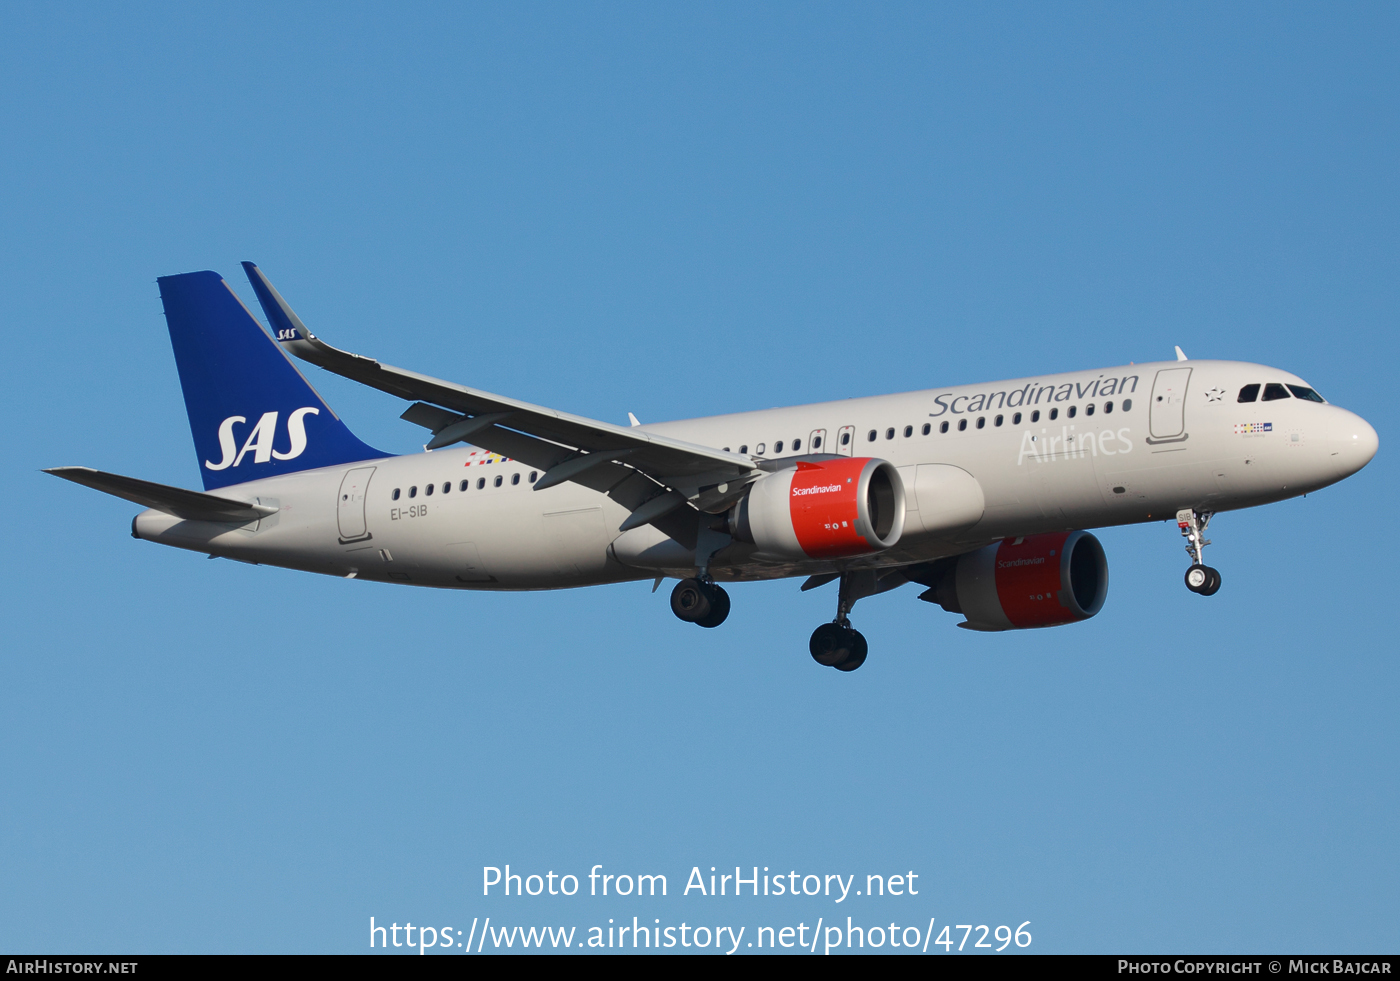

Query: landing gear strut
left=671, top=577, right=731, bottom=628
left=1177, top=508, right=1222, bottom=596
left=808, top=571, right=874, bottom=671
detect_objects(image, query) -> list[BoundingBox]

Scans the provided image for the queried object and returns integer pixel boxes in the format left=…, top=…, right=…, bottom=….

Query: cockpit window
left=1237, top=384, right=1260, bottom=403
left=1262, top=383, right=1291, bottom=401
left=1287, top=385, right=1325, bottom=403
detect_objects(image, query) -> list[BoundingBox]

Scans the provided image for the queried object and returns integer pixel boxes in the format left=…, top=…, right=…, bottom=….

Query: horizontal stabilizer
left=44, top=467, right=278, bottom=523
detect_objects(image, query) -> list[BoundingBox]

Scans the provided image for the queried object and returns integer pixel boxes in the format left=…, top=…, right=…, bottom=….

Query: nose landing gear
left=1177, top=508, right=1222, bottom=596
left=670, top=577, right=731, bottom=628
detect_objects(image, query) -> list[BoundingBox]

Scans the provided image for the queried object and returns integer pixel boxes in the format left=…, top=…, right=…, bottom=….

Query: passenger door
left=336, top=466, right=376, bottom=542
left=1149, top=368, right=1192, bottom=442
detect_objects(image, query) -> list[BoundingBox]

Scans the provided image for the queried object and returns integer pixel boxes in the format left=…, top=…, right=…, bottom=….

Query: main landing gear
left=1177, top=508, right=1222, bottom=596
left=808, top=570, right=880, bottom=672
left=671, top=515, right=734, bottom=628
left=670, top=577, right=731, bottom=628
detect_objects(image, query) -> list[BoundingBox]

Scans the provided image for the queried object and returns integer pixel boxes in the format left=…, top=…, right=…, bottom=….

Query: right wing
left=45, top=467, right=277, bottom=523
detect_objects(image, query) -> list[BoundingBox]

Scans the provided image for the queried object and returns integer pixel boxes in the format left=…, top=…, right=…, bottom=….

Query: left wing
left=241, top=263, right=760, bottom=539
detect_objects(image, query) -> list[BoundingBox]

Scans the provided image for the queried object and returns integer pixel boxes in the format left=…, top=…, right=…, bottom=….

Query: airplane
left=47, top=264, right=1379, bottom=672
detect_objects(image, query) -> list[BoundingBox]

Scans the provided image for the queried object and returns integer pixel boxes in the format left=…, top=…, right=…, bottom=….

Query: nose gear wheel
left=1184, top=563, right=1221, bottom=595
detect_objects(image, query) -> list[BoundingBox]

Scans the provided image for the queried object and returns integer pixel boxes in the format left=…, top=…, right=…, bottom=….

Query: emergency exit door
left=836, top=425, right=855, bottom=456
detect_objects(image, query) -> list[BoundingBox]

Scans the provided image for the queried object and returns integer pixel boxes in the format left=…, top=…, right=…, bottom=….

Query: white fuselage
left=133, top=359, right=1378, bottom=589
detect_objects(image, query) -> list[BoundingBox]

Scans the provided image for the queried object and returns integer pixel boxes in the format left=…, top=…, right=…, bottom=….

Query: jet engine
left=729, top=457, right=905, bottom=560
left=911, top=531, right=1108, bottom=631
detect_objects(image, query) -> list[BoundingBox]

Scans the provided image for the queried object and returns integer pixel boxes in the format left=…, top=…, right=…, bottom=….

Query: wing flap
left=45, top=467, right=277, bottom=523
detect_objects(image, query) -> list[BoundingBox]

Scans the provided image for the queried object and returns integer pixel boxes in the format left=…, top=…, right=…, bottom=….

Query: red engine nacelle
left=917, top=531, right=1109, bottom=630
left=729, top=457, right=905, bottom=560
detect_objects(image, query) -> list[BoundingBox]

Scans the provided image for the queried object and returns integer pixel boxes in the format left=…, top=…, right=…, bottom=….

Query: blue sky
left=1, top=2, right=1395, bottom=954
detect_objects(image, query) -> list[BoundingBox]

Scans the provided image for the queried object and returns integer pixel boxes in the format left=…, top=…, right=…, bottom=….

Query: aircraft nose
left=1332, top=410, right=1378, bottom=478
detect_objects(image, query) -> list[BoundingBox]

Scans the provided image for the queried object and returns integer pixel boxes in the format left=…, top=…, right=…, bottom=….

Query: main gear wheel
left=670, top=578, right=731, bottom=627
left=809, top=621, right=868, bottom=671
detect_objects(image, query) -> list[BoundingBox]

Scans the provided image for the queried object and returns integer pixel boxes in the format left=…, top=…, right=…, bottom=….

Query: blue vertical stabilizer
left=158, top=271, right=389, bottom=490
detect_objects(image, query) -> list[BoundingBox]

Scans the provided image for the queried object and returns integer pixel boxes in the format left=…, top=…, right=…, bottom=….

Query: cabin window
left=921, top=423, right=930, bottom=435
left=511, top=473, right=521, bottom=485
left=477, top=478, right=485, bottom=489
left=1031, top=410, right=1040, bottom=423
left=1068, top=405, right=1077, bottom=418
left=940, top=421, right=949, bottom=433
left=976, top=416, right=986, bottom=429
left=774, top=440, right=784, bottom=453
left=529, top=471, right=538, bottom=483
left=885, top=428, right=895, bottom=440
left=1238, top=384, right=1260, bottom=403
left=792, top=438, right=801, bottom=451
left=443, top=482, right=451, bottom=493
left=1012, top=412, right=1022, bottom=425
left=958, top=419, right=968, bottom=431
left=494, top=475, right=503, bottom=487
left=409, top=486, right=418, bottom=498
left=739, top=445, right=748, bottom=454
left=756, top=443, right=766, bottom=454
left=903, top=425, right=913, bottom=437
left=459, top=480, right=469, bottom=492
left=1085, top=403, right=1095, bottom=416
left=1049, top=408, right=1059, bottom=421
left=994, top=414, right=1004, bottom=427
left=840, top=432, right=850, bottom=446
left=868, top=430, right=877, bottom=442
left=1122, top=398, right=1133, bottom=411
left=424, top=483, right=434, bottom=496
left=1288, top=385, right=1325, bottom=403
left=1104, top=401, right=1114, bottom=413
left=812, top=435, right=822, bottom=448
left=392, top=488, right=401, bottom=501
left=1263, top=383, right=1291, bottom=401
